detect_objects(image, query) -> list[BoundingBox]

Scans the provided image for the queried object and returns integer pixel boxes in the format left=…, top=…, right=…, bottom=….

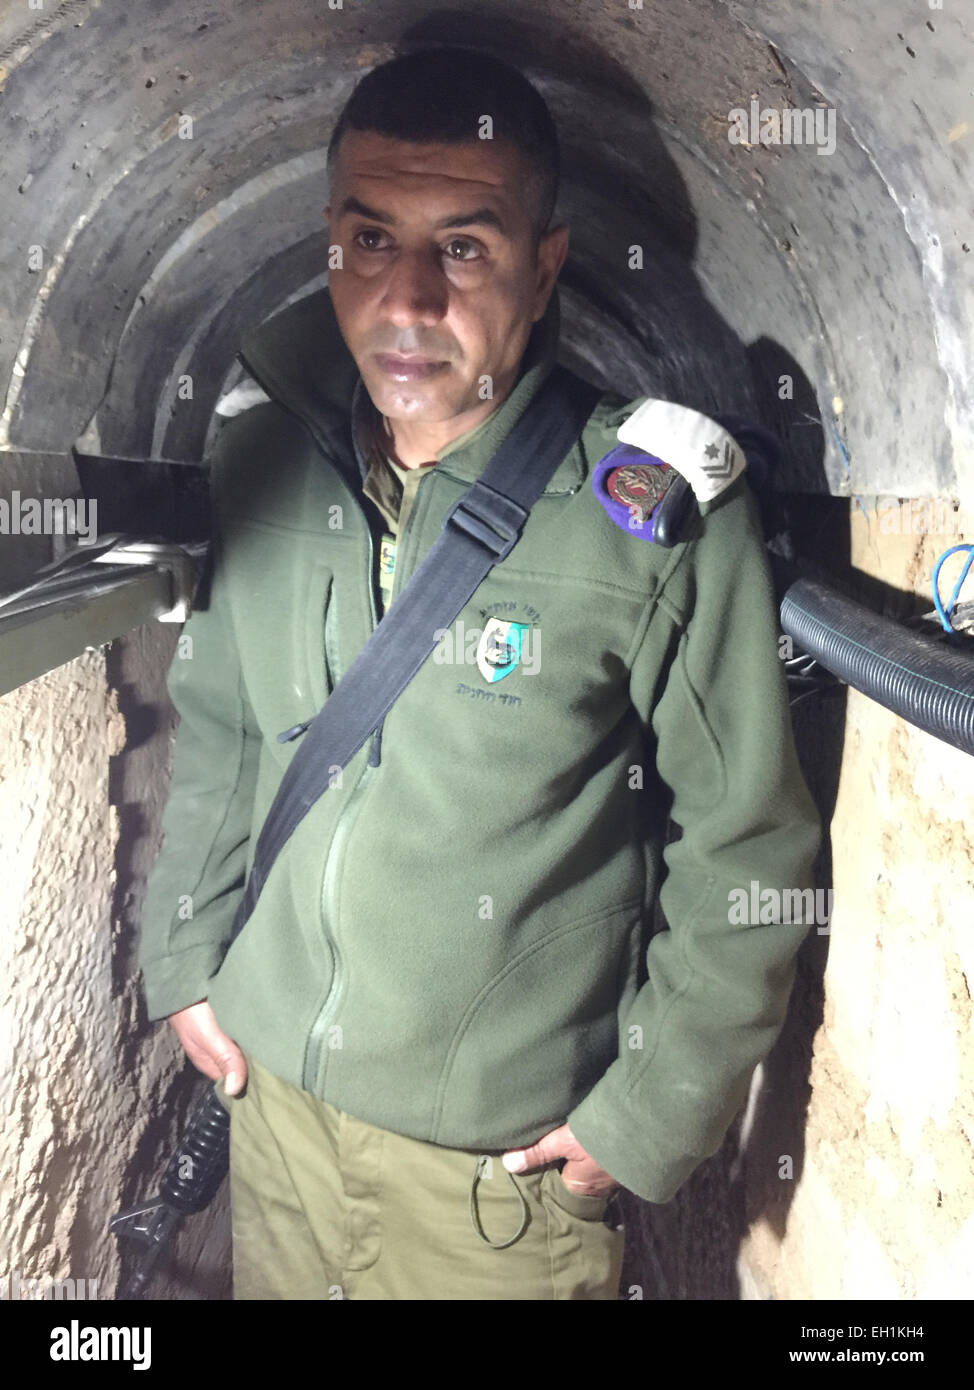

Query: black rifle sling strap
left=228, top=364, right=602, bottom=941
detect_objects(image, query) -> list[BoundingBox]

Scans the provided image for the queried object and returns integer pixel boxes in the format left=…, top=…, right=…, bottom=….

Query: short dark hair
left=326, top=46, right=560, bottom=245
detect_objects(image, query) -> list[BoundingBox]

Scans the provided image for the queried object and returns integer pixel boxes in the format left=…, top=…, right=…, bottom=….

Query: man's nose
left=378, top=247, right=449, bottom=328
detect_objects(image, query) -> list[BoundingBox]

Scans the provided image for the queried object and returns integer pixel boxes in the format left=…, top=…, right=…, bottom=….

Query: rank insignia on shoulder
left=617, top=399, right=747, bottom=503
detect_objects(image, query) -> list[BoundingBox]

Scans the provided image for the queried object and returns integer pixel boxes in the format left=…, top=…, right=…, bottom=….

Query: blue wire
left=931, top=543, right=974, bottom=633
left=946, top=547, right=974, bottom=617
left=831, top=424, right=868, bottom=523
left=944, top=547, right=972, bottom=614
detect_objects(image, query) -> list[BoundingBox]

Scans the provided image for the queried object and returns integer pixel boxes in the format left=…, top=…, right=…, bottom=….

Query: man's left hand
left=502, top=1123, right=621, bottom=1197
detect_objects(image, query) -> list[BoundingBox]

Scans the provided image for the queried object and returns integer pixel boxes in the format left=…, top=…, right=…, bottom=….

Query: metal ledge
left=0, top=538, right=207, bottom=696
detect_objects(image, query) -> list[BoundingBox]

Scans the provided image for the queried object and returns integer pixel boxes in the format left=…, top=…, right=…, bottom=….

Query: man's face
left=325, top=129, right=568, bottom=426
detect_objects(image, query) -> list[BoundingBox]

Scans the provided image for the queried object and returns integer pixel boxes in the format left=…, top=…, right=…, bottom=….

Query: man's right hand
left=168, top=1000, right=247, bottom=1096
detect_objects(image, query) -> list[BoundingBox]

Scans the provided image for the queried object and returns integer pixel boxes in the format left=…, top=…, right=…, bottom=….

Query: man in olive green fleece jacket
left=138, top=48, right=820, bottom=1296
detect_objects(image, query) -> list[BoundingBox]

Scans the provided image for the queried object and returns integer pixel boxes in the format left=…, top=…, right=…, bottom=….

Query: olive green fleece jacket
left=138, top=284, right=821, bottom=1203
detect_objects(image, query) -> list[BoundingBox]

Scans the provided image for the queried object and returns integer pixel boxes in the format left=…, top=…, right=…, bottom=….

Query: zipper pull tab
left=277, top=718, right=313, bottom=744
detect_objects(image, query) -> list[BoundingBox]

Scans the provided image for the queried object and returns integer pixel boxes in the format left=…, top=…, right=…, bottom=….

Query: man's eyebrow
left=433, top=206, right=506, bottom=234
left=337, top=195, right=506, bottom=234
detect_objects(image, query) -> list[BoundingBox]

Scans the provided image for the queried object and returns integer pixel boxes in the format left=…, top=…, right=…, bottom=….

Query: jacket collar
left=237, top=284, right=584, bottom=496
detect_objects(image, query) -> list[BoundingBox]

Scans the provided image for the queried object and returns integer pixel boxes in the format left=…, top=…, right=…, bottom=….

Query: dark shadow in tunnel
left=86, top=9, right=849, bottom=1299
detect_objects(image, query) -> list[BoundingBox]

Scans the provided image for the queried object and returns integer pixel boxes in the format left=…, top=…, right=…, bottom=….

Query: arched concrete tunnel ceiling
left=0, top=1, right=970, bottom=499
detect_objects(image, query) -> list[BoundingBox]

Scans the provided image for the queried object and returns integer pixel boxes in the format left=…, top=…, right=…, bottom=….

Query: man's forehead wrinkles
left=350, top=165, right=505, bottom=190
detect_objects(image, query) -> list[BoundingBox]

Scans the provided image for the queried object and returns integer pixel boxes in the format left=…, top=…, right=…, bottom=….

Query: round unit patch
left=592, top=443, right=676, bottom=540
left=605, top=460, right=673, bottom=524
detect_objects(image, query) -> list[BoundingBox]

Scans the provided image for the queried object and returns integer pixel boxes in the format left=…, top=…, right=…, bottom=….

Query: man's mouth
left=373, top=353, right=450, bottom=382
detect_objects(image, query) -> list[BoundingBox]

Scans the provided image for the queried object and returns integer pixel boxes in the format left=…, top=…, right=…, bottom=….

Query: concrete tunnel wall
left=0, top=1, right=971, bottom=1299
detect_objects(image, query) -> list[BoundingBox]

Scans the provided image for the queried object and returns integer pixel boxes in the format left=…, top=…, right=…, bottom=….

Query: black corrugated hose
left=715, top=416, right=974, bottom=759
left=780, top=577, right=974, bottom=757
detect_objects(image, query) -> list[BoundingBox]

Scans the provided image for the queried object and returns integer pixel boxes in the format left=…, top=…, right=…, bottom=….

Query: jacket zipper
left=301, top=756, right=376, bottom=1090
left=300, top=495, right=380, bottom=1092
left=301, top=471, right=433, bottom=1091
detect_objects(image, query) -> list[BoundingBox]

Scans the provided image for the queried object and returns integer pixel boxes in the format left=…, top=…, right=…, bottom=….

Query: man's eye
left=443, top=238, right=481, bottom=262
left=354, top=229, right=390, bottom=251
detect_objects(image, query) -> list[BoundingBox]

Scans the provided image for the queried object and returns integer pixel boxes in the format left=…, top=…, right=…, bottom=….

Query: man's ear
left=532, top=223, right=570, bottom=322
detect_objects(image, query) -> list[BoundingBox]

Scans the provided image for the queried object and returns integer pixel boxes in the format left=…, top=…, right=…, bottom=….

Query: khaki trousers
left=219, top=1055, right=625, bottom=1300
